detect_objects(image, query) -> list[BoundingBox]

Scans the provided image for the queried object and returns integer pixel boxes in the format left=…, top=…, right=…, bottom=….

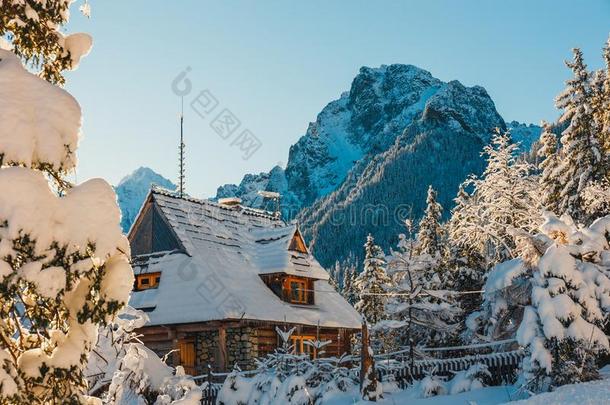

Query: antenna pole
left=179, top=97, right=185, bottom=198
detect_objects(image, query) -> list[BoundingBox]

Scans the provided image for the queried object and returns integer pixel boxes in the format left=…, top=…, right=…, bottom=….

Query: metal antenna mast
left=179, top=97, right=185, bottom=198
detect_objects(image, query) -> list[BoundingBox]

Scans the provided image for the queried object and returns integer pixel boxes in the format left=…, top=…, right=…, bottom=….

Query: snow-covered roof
left=129, top=188, right=362, bottom=329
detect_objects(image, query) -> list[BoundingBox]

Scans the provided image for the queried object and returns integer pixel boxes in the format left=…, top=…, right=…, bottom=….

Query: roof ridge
left=151, top=186, right=282, bottom=222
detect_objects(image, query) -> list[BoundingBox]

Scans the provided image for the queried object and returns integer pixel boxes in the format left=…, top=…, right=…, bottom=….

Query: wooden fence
left=375, top=349, right=525, bottom=388
left=197, top=343, right=525, bottom=403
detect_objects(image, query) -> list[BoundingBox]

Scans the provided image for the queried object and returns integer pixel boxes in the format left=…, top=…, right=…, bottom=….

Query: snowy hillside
left=115, top=167, right=176, bottom=232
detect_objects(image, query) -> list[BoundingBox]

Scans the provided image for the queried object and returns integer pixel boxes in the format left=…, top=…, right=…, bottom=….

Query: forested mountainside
left=212, top=64, right=540, bottom=267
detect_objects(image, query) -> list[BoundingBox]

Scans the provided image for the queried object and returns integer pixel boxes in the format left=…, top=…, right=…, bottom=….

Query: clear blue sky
left=65, top=0, right=610, bottom=198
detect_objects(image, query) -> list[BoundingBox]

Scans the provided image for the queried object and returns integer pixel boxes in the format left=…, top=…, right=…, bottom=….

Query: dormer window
left=260, top=274, right=315, bottom=305
left=135, top=272, right=161, bottom=291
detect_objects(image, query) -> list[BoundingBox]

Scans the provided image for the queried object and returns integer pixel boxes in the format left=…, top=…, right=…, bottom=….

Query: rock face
left=506, top=120, right=542, bottom=152
left=213, top=64, right=540, bottom=267
left=116, top=167, right=176, bottom=232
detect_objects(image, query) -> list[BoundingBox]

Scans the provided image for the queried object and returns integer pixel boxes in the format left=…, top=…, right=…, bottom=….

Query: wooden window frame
left=135, top=272, right=162, bottom=291
left=283, top=276, right=308, bottom=304
left=290, top=334, right=317, bottom=358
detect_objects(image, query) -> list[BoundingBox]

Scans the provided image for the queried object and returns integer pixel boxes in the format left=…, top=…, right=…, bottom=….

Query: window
left=290, top=280, right=306, bottom=303
left=260, top=274, right=314, bottom=305
left=290, top=335, right=317, bottom=358
left=284, top=276, right=308, bottom=304
left=135, top=272, right=161, bottom=291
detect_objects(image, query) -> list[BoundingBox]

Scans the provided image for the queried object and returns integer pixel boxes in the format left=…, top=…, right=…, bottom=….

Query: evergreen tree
left=0, top=3, right=132, bottom=403
left=0, top=51, right=132, bottom=404
left=341, top=263, right=358, bottom=305
left=514, top=213, right=610, bottom=392
left=384, top=219, right=461, bottom=348
left=0, top=0, right=91, bottom=85
left=448, top=130, right=539, bottom=268
left=596, top=35, right=610, bottom=158
left=538, top=122, right=562, bottom=214
left=328, top=260, right=341, bottom=291
left=417, top=185, right=444, bottom=257
left=354, top=235, right=391, bottom=324
left=554, top=48, right=604, bottom=222
left=582, top=36, right=610, bottom=221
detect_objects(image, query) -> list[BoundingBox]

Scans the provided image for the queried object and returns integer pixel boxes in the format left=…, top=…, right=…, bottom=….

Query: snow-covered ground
left=322, top=385, right=519, bottom=405
left=321, top=378, right=610, bottom=405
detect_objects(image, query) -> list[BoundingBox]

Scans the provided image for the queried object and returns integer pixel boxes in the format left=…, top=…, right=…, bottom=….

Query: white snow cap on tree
left=0, top=49, right=133, bottom=402
left=0, top=49, right=82, bottom=172
left=56, top=31, right=93, bottom=70
left=0, top=168, right=134, bottom=398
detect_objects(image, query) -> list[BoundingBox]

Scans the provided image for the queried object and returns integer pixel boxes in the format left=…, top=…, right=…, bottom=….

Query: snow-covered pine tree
left=448, top=130, right=539, bottom=268
left=328, top=260, right=341, bottom=291
left=384, top=221, right=460, bottom=348
left=538, top=122, right=562, bottom=214
left=515, top=213, right=610, bottom=392
left=554, top=48, right=605, bottom=223
left=417, top=185, right=444, bottom=257
left=341, top=262, right=358, bottom=305
left=0, top=0, right=92, bottom=85
left=0, top=5, right=132, bottom=404
left=594, top=35, right=610, bottom=159
left=582, top=36, right=610, bottom=222
left=354, top=235, right=391, bottom=324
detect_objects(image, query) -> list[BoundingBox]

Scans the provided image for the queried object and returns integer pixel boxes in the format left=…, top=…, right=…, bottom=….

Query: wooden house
left=128, top=188, right=362, bottom=375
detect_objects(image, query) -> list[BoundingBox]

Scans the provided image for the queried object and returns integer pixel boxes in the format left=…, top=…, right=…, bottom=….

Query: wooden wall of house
left=137, top=322, right=355, bottom=376
left=253, top=324, right=352, bottom=358
left=130, top=203, right=153, bottom=255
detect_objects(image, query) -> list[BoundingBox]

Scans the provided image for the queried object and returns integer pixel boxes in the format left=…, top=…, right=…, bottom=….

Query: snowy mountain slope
left=298, top=80, right=505, bottom=267
left=115, top=167, right=176, bottom=232
left=216, top=64, right=445, bottom=210
left=214, top=64, right=540, bottom=267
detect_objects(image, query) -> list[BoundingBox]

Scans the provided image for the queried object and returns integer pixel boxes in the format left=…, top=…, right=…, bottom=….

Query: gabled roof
left=128, top=188, right=362, bottom=329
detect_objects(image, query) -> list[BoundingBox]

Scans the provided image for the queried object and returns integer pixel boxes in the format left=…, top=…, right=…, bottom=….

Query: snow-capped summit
left=214, top=64, right=540, bottom=267
left=116, top=167, right=176, bottom=232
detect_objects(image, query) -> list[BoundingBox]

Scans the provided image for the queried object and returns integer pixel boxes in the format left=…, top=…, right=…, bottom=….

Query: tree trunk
left=360, top=322, right=380, bottom=401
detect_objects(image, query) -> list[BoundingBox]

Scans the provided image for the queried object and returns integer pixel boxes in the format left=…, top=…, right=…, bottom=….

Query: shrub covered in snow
left=447, top=364, right=491, bottom=395
left=413, top=364, right=490, bottom=399
left=217, top=327, right=357, bottom=405
left=417, top=375, right=447, bottom=398
left=87, top=307, right=202, bottom=404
